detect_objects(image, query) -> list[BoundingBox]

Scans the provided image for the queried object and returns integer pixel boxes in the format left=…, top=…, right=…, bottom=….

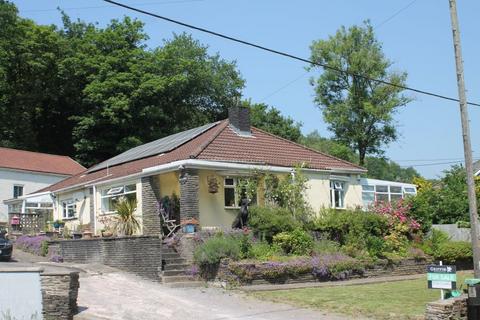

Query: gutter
left=55, top=159, right=365, bottom=194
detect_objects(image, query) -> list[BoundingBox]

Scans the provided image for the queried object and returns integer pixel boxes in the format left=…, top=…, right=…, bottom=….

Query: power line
left=260, top=1, right=420, bottom=104
left=260, top=72, right=309, bottom=102
left=103, top=0, right=480, bottom=107
left=401, top=159, right=479, bottom=168
left=394, top=156, right=478, bottom=162
left=374, top=0, right=420, bottom=29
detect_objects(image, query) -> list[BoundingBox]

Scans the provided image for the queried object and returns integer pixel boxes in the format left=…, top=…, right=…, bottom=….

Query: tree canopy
left=247, top=102, right=302, bottom=142
left=309, top=22, right=412, bottom=165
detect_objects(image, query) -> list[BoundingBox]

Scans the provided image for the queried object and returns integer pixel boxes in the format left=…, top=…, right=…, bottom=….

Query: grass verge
left=251, top=272, right=472, bottom=320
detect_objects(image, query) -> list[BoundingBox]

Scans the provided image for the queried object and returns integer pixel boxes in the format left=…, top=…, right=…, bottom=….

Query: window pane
left=404, top=187, right=416, bottom=193
left=224, top=188, right=236, bottom=207
left=362, top=185, right=374, bottom=191
left=124, top=184, right=136, bottom=192
left=225, top=178, right=234, bottom=186
left=376, top=185, right=388, bottom=193
left=26, top=202, right=39, bottom=208
left=362, top=192, right=375, bottom=202
left=13, top=186, right=23, bottom=198
left=390, top=186, right=402, bottom=193
left=376, top=193, right=389, bottom=202
left=391, top=194, right=403, bottom=202
left=334, top=190, right=344, bottom=208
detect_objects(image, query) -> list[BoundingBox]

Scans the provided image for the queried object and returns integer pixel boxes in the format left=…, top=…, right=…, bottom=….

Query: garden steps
left=161, top=247, right=200, bottom=286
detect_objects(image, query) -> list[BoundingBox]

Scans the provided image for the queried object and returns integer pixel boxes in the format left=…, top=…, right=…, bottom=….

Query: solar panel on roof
left=87, top=122, right=219, bottom=172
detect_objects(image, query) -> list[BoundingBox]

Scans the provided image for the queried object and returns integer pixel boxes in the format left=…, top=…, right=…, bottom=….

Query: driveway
left=9, top=249, right=356, bottom=320
left=74, top=271, right=356, bottom=320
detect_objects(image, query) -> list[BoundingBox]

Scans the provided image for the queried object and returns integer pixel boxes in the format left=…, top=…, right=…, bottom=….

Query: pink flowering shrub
left=371, top=200, right=421, bottom=254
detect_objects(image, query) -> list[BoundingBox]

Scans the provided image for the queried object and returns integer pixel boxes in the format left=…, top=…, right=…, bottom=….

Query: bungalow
left=38, top=107, right=371, bottom=236
left=0, top=148, right=85, bottom=223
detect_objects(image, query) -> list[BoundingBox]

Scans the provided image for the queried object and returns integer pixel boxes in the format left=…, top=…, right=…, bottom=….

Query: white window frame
left=330, top=180, right=346, bottom=209
left=100, top=183, right=137, bottom=214
left=13, top=185, right=24, bottom=198
left=62, top=200, right=76, bottom=219
left=223, top=177, right=257, bottom=209
left=361, top=185, right=375, bottom=207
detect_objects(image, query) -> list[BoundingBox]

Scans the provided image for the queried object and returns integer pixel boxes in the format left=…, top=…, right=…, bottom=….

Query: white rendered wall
left=0, top=168, right=68, bottom=222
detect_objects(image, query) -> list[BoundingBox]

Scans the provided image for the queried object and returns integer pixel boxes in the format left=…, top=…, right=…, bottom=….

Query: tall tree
left=363, top=157, right=419, bottom=183
left=247, top=102, right=302, bottom=142
left=309, top=22, right=411, bottom=165
left=300, top=131, right=356, bottom=163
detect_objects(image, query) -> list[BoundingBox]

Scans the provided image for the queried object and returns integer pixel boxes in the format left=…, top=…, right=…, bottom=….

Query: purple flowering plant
left=15, top=235, right=50, bottom=256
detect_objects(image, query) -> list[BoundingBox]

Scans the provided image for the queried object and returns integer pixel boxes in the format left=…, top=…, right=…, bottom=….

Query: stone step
left=163, top=281, right=205, bottom=288
left=163, top=269, right=187, bottom=276
left=161, top=247, right=177, bottom=254
left=164, top=263, right=190, bottom=271
left=162, top=252, right=181, bottom=259
left=161, top=275, right=195, bottom=283
left=163, top=258, right=186, bottom=265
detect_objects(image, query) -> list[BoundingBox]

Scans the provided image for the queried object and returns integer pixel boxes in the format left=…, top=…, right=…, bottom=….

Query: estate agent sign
left=427, top=265, right=457, bottom=290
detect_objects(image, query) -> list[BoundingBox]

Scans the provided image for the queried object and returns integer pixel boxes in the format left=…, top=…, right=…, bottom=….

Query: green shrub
left=40, top=240, right=49, bottom=257
left=434, top=241, right=472, bottom=264
left=248, top=205, right=300, bottom=242
left=272, top=229, right=313, bottom=255
left=312, top=240, right=341, bottom=255
left=193, top=235, right=241, bottom=267
left=421, top=229, right=450, bottom=256
left=247, top=242, right=282, bottom=261
left=457, top=221, right=471, bottom=228
left=312, top=208, right=389, bottom=258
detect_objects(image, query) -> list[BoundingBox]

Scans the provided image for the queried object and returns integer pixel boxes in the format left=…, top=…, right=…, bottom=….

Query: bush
left=312, top=208, right=389, bottom=258
left=421, top=229, right=450, bottom=256
left=312, top=240, right=341, bottom=255
left=15, top=235, right=50, bottom=256
left=248, top=205, right=300, bottom=242
left=193, top=235, right=241, bottom=267
left=273, top=229, right=313, bottom=255
left=434, top=241, right=472, bottom=264
left=247, top=242, right=282, bottom=261
left=457, top=221, right=471, bottom=228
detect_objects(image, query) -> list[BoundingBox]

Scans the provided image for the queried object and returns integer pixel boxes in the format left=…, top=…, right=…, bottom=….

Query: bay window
left=101, top=183, right=137, bottom=213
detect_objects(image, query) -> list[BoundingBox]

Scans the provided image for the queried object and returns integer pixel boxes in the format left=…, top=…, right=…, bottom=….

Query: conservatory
left=360, top=178, right=417, bottom=209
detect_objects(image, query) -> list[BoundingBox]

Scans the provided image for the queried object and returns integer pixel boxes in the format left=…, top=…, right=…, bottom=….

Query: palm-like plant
left=113, top=198, right=140, bottom=236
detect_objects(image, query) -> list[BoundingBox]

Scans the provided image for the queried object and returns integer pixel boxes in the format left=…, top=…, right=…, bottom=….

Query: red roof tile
left=43, top=120, right=365, bottom=193
left=0, top=147, right=85, bottom=176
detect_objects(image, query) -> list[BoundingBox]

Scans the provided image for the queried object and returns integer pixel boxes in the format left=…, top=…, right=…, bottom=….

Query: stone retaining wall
left=49, top=236, right=162, bottom=280
left=217, top=258, right=431, bottom=285
left=41, top=271, right=80, bottom=320
left=425, top=295, right=467, bottom=320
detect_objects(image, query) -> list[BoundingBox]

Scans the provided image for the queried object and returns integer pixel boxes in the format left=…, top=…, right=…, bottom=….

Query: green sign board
left=427, top=265, right=456, bottom=290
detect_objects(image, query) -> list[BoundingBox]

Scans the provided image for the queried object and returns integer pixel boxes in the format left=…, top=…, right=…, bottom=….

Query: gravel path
left=74, top=271, right=357, bottom=320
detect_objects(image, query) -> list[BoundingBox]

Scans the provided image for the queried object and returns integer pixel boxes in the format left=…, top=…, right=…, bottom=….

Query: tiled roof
left=42, top=120, right=365, bottom=193
left=0, top=147, right=85, bottom=176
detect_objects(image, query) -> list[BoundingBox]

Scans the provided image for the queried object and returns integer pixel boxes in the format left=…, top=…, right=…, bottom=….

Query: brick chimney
left=228, top=106, right=251, bottom=136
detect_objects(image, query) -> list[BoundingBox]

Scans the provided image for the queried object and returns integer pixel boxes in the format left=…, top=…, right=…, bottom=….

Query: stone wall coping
left=41, top=270, right=80, bottom=276
left=48, top=235, right=160, bottom=244
left=0, top=267, right=44, bottom=273
left=428, top=295, right=467, bottom=306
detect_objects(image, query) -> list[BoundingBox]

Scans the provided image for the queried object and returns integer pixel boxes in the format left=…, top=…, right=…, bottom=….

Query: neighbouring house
left=32, top=107, right=414, bottom=237
left=474, top=160, right=480, bottom=176
left=0, top=148, right=85, bottom=225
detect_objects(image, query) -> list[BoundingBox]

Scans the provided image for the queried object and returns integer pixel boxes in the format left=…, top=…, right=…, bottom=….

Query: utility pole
left=448, top=0, right=480, bottom=278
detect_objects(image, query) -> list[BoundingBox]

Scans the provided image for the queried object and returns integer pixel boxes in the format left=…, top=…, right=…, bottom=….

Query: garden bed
left=216, top=256, right=431, bottom=286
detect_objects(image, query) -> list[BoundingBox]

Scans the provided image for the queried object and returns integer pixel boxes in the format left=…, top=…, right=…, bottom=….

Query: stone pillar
left=141, top=176, right=162, bottom=236
left=179, top=169, right=200, bottom=221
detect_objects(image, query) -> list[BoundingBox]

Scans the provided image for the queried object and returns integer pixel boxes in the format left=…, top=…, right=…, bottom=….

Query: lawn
left=252, top=272, right=472, bottom=320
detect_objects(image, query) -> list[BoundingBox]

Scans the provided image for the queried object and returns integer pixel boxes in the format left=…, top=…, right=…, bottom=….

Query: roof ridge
left=0, top=146, right=74, bottom=159
left=190, top=120, right=229, bottom=159
left=251, top=126, right=366, bottom=171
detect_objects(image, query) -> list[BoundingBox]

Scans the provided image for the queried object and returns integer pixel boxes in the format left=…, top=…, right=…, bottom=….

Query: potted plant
left=53, top=219, right=64, bottom=229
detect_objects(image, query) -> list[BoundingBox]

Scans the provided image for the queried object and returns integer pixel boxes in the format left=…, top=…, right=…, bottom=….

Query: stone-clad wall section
left=49, top=236, right=162, bottom=280
left=141, top=176, right=162, bottom=236
left=425, top=295, right=467, bottom=320
left=41, top=271, right=80, bottom=320
left=179, top=169, right=199, bottom=220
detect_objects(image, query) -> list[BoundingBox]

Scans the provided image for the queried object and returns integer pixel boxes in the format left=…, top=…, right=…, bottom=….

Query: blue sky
left=13, top=0, right=480, bottom=178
